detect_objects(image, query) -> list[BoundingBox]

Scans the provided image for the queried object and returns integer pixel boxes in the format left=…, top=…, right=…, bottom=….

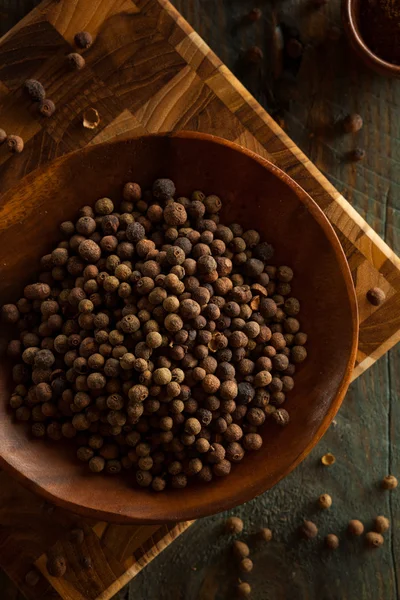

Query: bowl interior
left=0, top=132, right=357, bottom=523
left=343, top=0, right=400, bottom=77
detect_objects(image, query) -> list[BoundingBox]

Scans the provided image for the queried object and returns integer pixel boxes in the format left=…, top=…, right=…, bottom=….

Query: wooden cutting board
left=1, top=0, right=400, bottom=598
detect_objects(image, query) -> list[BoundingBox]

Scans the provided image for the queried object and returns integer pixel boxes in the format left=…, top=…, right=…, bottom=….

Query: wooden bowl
left=0, top=132, right=358, bottom=524
left=342, top=0, right=400, bottom=77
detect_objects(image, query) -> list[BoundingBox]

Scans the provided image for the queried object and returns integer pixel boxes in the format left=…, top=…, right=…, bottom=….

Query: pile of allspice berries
left=2, top=178, right=307, bottom=492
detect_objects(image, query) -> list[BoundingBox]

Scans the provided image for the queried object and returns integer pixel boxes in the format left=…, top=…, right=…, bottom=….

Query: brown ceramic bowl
left=342, top=0, right=400, bottom=77
left=0, top=132, right=358, bottom=524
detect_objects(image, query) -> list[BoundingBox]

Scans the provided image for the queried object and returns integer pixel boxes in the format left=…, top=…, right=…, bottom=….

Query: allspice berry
left=317, top=493, right=332, bottom=509
left=38, top=99, right=56, bottom=117
left=239, top=557, right=253, bottom=573
left=47, top=554, right=67, bottom=577
left=373, top=515, right=389, bottom=533
left=67, top=52, right=86, bottom=70
left=225, top=516, right=244, bottom=534
left=259, top=527, right=272, bottom=542
left=237, top=582, right=251, bottom=598
left=367, top=287, right=386, bottom=306
left=7, top=135, right=24, bottom=154
left=343, top=113, right=363, bottom=133
left=24, top=79, right=45, bottom=101
left=0, top=129, right=6, bottom=144
left=232, top=540, right=250, bottom=559
left=365, top=531, right=384, bottom=548
left=300, top=520, right=318, bottom=539
left=74, top=31, right=93, bottom=49
left=382, top=475, right=398, bottom=490
left=25, top=569, right=40, bottom=586
left=325, top=534, right=339, bottom=550
left=348, top=519, right=364, bottom=536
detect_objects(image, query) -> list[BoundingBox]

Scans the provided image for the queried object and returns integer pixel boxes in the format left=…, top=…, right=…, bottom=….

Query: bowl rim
left=0, top=131, right=359, bottom=523
left=342, top=0, right=400, bottom=77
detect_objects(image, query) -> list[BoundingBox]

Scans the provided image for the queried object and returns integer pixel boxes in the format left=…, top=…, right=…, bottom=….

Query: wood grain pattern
left=0, top=0, right=398, bottom=599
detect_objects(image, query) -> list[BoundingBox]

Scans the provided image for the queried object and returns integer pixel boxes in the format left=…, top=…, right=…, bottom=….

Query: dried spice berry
left=25, top=569, right=40, bottom=586
left=367, top=287, right=386, bottom=306
left=349, top=148, right=366, bottom=162
left=74, top=31, right=93, bottom=49
left=225, top=516, right=244, bottom=534
left=382, top=474, right=397, bottom=490
left=232, top=540, right=250, bottom=559
left=325, top=534, right=339, bottom=549
left=38, top=99, right=56, bottom=117
left=7, top=135, right=24, bottom=154
left=365, top=532, right=384, bottom=548
left=24, top=79, right=45, bottom=102
left=47, top=554, right=67, bottom=577
left=0, top=129, right=6, bottom=144
left=348, top=520, right=364, bottom=536
left=374, top=515, right=389, bottom=533
left=67, top=52, right=86, bottom=70
left=259, top=527, right=272, bottom=542
left=300, top=520, right=318, bottom=539
left=237, top=582, right=251, bottom=598
left=317, top=493, right=332, bottom=509
left=239, top=558, right=253, bottom=573
left=343, top=113, right=363, bottom=133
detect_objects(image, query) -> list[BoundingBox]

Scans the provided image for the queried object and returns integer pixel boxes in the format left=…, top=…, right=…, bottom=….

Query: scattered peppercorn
left=239, top=557, right=253, bottom=573
left=74, top=31, right=93, bottom=49
left=225, top=516, right=244, bottom=534
left=246, top=46, right=263, bottom=63
left=47, top=554, right=67, bottom=577
left=259, top=527, right=272, bottom=542
left=373, top=515, right=390, bottom=533
left=317, top=493, right=332, bottom=509
left=7, top=135, right=24, bottom=154
left=325, top=534, right=339, bottom=549
left=38, top=99, right=56, bottom=117
left=367, top=287, right=386, bottom=306
left=24, top=79, right=45, bottom=102
left=365, top=531, right=384, bottom=548
left=348, top=519, right=364, bottom=536
left=3, top=177, right=306, bottom=492
left=343, top=113, right=363, bottom=133
left=232, top=540, right=250, bottom=559
left=237, top=581, right=251, bottom=597
left=67, top=52, right=86, bottom=70
left=382, top=474, right=398, bottom=490
left=300, top=520, right=318, bottom=539
left=349, top=148, right=365, bottom=162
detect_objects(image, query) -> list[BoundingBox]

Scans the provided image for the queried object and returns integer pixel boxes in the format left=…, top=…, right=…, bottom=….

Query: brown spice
left=83, top=108, right=100, bottom=129
left=317, top=493, right=332, bottom=509
left=7, top=135, right=24, bottom=154
left=74, top=31, right=93, bottom=49
left=38, top=99, right=56, bottom=118
left=367, top=287, right=386, bottom=306
left=67, top=53, right=86, bottom=70
left=24, top=79, right=45, bottom=102
left=47, top=555, right=67, bottom=577
left=374, top=515, right=390, bottom=533
left=300, top=520, right=318, bottom=539
left=325, top=533, right=339, bottom=549
left=321, top=452, right=336, bottom=466
left=225, top=516, right=244, bottom=534
left=365, top=531, right=384, bottom=548
left=259, top=527, right=272, bottom=542
left=348, top=519, right=364, bottom=536
left=382, top=474, right=398, bottom=489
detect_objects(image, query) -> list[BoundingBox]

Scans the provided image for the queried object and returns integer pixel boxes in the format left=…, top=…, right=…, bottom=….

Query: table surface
left=1, top=1, right=399, bottom=599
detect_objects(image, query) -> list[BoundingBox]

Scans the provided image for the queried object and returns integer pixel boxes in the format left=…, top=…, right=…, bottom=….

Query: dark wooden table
left=1, top=1, right=399, bottom=599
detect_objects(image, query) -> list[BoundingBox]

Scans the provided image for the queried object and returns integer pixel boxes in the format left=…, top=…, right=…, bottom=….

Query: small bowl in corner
left=342, top=0, right=400, bottom=77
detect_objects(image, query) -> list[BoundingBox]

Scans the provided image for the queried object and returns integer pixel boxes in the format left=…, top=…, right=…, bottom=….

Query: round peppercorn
left=374, top=515, right=390, bottom=533
left=243, top=433, right=262, bottom=451
left=318, top=493, right=332, bottom=509
left=225, top=516, right=243, bottom=534
left=47, top=555, right=67, bottom=578
left=382, top=474, right=398, bottom=489
left=348, top=520, right=364, bottom=536
left=365, top=532, right=384, bottom=548
left=325, top=534, right=339, bottom=550
left=291, top=346, right=307, bottom=363
left=74, top=30, right=93, bottom=48
left=239, top=557, right=253, bottom=573
left=300, top=520, right=318, bottom=539
left=367, top=287, right=386, bottom=306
